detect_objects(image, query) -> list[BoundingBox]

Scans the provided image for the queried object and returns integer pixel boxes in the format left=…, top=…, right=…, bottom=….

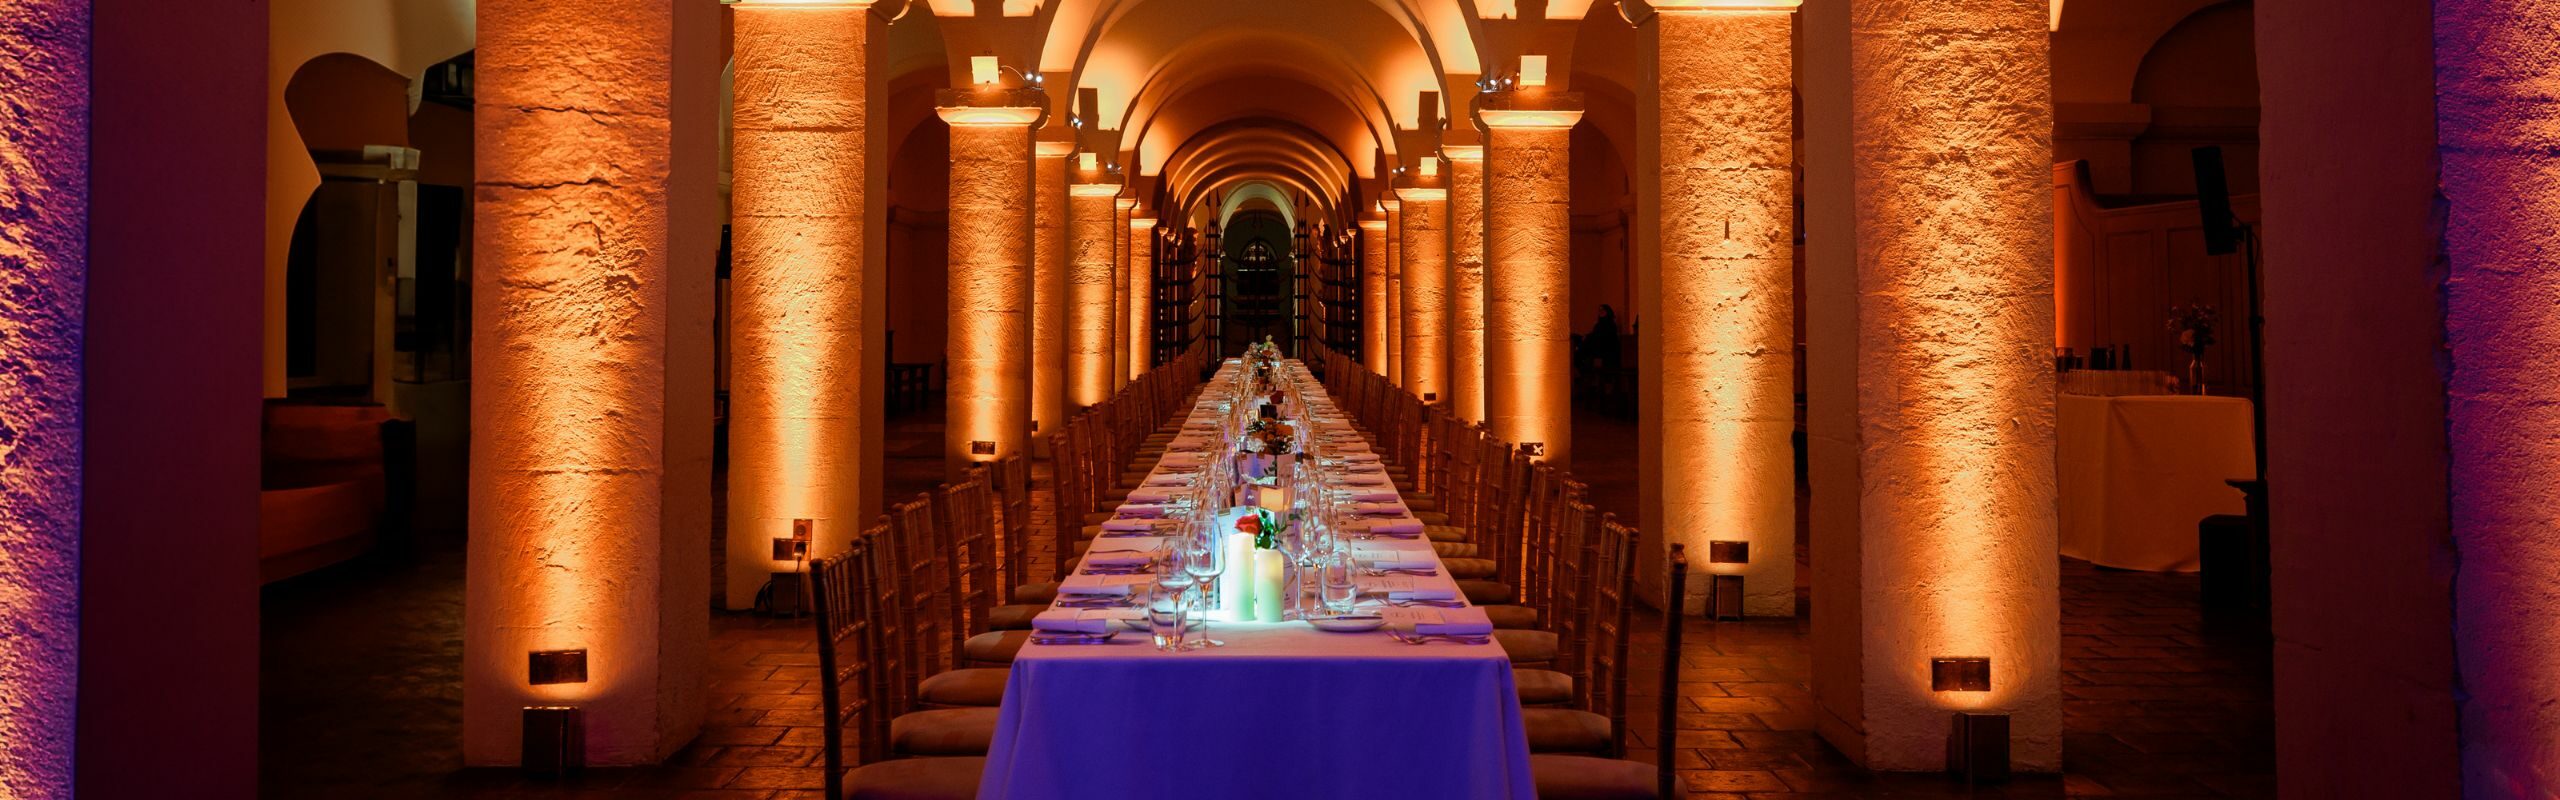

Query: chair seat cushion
left=1522, top=708, right=1614, bottom=755
left=1425, top=526, right=1470, bottom=543
left=1458, top=579, right=1516, bottom=606
left=1011, top=581, right=1058, bottom=606
left=1484, top=603, right=1539, bottom=630
left=1101, top=486, right=1133, bottom=501
left=1431, top=541, right=1479, bottom=558
left=1494, top=628, right=1557, bottom=665
left=1529, top=754, right=1656, bottom=800
left=964, top=630, right=1028, bottom=665
left=1516, top=667, right=1574, bottom=706
left=889, top=707, right=1001, bottom=756
left=1414, top=511, right=1451, bottom=526
left=1444, top=557, right=1498, bottom=580
left=1406, top=497, right=1443, bottom=512
left=986, top=604, right=1044, bottom=631
left=1082, top=512, right=1115, bottom=525
left=844, top=756, right=987, bottom=800
left=917, top=667, right=1010, bottom=707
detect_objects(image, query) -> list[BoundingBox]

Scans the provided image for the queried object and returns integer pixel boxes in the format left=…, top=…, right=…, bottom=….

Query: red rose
left=1234, top=514, right=1262, bottom=535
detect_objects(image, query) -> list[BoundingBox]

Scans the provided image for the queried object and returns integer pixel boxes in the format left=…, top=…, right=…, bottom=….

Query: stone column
left=1361, top=216, right=1390, bottom=373
left=1067, top=172, right=1122, bottom=407
left=1031, top=141, right=1072, bottom=452
left=1398, top=180, right=1450, bottom=403
left=940, top=91, right=1043, bottom=477
left=0, top=2, right=84, bottom=792
left=1653, top=0, right=1799, bottom=616
left=1383, top=197, right=1404, bottom=385
left=471, top=0, right=717, bottom=764
left=1112, top=196, right=1136, bottom=389
left=2440, top=0, right=2560, bottom=789
left=1129, top=217, right=1159, bottom=378
left=1481, top=93, right=1581, bottom=466
left=1445, top=145, right=1488, bottom=421
left=725, top=0, right=879, bottom=611
left=1848, top=0, right=2059, bottom=771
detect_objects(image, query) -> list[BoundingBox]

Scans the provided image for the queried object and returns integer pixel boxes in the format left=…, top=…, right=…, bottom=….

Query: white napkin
left=1115, top=504, right=1166, bottom=519
left=1411, top=607, right=1493, bottom=636
left=1328, top=441, right=1372, bottom=453
left=1101, top=517, right=1165, bottom=532
left=1033, top=609, right=1116, bottom=634
left=1349, top=490, right=1400, bottom=502
left=1353, top=502, right=1405, bottom=515
left=1144, top=474, right=1196, bottom=487
left=1127, top=487, right=1182, bottom=503
left=1058, top=574, right=1151, bottom=596
left=1382, top=578, right=1458, bottom=602
left=1356, top=551, right=1437, bottom=571
left=1336, top=473, right=1388, bottom=486
left=1334, top=452, right=1381, bottom=463
left=1360, top=518, right=1424, bottom=534
left=1083, top=551, right=1153, bottom=569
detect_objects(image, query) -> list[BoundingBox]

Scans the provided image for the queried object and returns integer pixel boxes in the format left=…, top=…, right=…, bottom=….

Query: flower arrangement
left=1234, top=507, right=1291, bottom=550
left=2166, top=303, right=2218, bottom=358
left=1243, top=417, right=1297, bottom=455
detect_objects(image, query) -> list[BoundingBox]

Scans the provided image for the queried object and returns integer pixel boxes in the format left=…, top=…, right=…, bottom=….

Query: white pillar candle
left=1252, top=549, right=1288, bottom=622
left=1224, top=531, right=1259, bottom=622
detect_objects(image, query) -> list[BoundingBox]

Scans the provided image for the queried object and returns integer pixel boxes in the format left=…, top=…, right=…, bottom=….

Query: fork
left=1387, top=630, right=1492, bottom=645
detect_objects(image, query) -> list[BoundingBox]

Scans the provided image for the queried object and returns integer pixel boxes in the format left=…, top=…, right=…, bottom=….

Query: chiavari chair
left=1528, top=541, right=1686, bottom=800
left=1523, top=512, right=1639, bottom=757
left=810, top=527, right=996, bottom=796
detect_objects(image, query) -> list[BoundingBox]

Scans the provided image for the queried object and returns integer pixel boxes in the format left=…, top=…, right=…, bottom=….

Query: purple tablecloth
left=977, top=360, right=1535, bottom=799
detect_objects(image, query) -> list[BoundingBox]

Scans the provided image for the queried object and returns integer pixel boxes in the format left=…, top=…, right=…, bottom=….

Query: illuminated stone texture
left=471, top=0, right=711, bottom=765
left=942, top=103, right=1040, bottom=476
left=1361, top=217, right=1390, bottom=372
left=1656, top=3, right=1797, bottom=616
left=1445, top=146, right=1488, bottom=422
left=1113, top=197, right=1135, bottom=388
left=726, top=3, right=876, bottom=611
left=2439, top=0, right=2560, bottom=790
left=0, top=2, right=84, bottom=794
left=1399, top=186, right=1449, bottom=401
left=1483, top=104, right=1579, bottom=467
left=1850, top=0, right=2059, bottom=771
left=1384, top=199, right=1404, bottom=385
left=1067, top=180, right=1121, bottom=407
left=1032, top=143, right=1071, bottom=449
left=1129, top=218, right=1159, bottom=377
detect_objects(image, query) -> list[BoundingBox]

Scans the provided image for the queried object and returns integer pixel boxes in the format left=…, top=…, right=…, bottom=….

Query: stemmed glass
left=1180, top=531, right=1227, bottom=647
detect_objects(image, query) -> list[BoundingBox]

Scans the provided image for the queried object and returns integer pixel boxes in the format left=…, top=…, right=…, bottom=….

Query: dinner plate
left=1307, top=615, right=1388, bottom=633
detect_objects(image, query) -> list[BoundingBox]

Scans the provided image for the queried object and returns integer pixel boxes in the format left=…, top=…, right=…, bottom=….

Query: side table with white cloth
left=2057, top=393, right=2257, bottom=572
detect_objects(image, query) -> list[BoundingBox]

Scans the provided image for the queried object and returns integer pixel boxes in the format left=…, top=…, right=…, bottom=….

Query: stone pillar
left=1129, top=217, right=1158, bottom=378
left=1031, top=141, right=1072, bottom=452
left=1361, top=216, right=1390, bottom=373
left=1112, top=196, right=1136, bottom=389
left=939, top=92, right=1043, bottom=477
left=1383, top=198, right=1404, bottom=385
left=2440, top=0, right=2560, bottom=790
left=725, top=0, right=879, bottom=611
left=1398, top=181, right=1450, bottom=403
left=1445, top=145, right=1488, bottom=422
left=0, top=2, right=84, bottom=793
left=1653, top=0, right=1798, bottom=616
left=1847, top=0, right=2058, bottom=771
left=1067, top=172, right=1122, bottom=408
left=1481, top=93, right=1581, bottom=466
left=471, top=0, right=717, bottom=765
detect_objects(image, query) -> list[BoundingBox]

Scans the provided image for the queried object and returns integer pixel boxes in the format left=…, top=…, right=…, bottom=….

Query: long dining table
left=976, top=358, right=1536, bottom=800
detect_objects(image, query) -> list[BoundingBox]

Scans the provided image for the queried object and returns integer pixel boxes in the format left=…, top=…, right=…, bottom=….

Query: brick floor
left=260, top=406, right=2273, bottom=798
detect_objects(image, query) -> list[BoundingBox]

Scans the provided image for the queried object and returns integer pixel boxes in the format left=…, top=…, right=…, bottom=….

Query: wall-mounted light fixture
left=1931, top=656, right=1992, bottom=692
left=1709, top=540, right=1749, bottom=564
left=1520, top=442, right=1544, bottom=457
left=528, top=649, right=588, bottom=685
left=971, top=440, right=998, bottom=456
left=1519, top=55, right=1549, bottom=87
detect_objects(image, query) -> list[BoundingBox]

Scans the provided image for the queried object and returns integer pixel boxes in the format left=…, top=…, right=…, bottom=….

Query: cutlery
left=1387, top=599, right=1467, bottom=608
left=1363, top=568, right=1440, bottom=577
left=1387, top=630, right=1492, bottom=645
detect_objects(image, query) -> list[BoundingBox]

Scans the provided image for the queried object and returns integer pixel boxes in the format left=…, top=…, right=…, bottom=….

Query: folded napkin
left=1126, top=487, right=1182, bottom=503
left=1082, top=551, right=1153, bottom=569
left=1101, top=517, right=1165, bottom=532
left=1335, top=452, right=1381, bottom=463
left=1058, top=573, right=1152, bottom=596
left=1381, top=578, right=1458, bottom=602
left=1352, top=502, right=1406, bottom=515
left=1033, top=609, right=1117, bottom=634
left=1356, top=551, right=1437, bottom=571
left=1336, top=473, right=1388, bottom=486
left=1159, top=452, right=1209, bottom=465
left=1348, top=489, right=1400, bottom=502
left=1411, top=607, right=1494, bottom=636
left=1143, top=474, right=1197, bottom=487
left=1328, top=441, right=1372, bottom=453
left=1115, top=504, right=1166, bottom=519
left=1358, top=518, right=1424, bottom=534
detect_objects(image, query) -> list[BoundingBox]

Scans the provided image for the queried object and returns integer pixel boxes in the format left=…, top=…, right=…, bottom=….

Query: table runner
left=977, top=359, right=1535, bottom=799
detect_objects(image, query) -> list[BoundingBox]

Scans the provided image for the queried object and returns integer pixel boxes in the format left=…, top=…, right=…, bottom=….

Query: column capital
left=725, top=0, right=876, bottom=7
left=1478, top=90, right=1585, bottom=129
left=936, top=86, right=1047, bottom=126
left=1069, top=179, right=1122, bottom=197
left=1649, top=0, right=1799, bottom=11
left=1131, top=217, right=1160, bottom=229
left=1359, top=216, right=1388, bottom=230
left=1381, top=196, right=1403, bottom=212
left=1115, top=196, right=1139, bottom=210
left=1441, top=144, right=1485, bottom=161
left=1036, top=140, right=1078, bottom=158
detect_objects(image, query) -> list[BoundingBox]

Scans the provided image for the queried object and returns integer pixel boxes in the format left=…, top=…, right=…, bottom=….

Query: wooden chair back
left=1584, top=513, right=1642, bottom=758
left=997, top=453, right=1031, bottom=598
left=886, top=495, right=951, bottom=681
left=810, top=528, right=887, bottom=799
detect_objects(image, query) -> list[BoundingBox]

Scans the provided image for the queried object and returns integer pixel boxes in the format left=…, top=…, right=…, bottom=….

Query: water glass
left=1320, top=545, right=1360, bottom=617
left=1147, top=584, right=1188, bottom=652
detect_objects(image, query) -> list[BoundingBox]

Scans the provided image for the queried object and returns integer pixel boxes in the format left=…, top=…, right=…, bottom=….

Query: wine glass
left=1180, top=532, right=1228, bottom=646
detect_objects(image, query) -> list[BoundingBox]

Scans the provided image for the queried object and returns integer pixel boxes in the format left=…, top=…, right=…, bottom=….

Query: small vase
left=2187, top=356, right=2207, bottom=395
